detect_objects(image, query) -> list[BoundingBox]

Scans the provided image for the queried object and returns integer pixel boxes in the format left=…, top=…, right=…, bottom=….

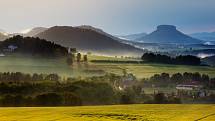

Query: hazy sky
left=1, top=0, right=215, bottom=34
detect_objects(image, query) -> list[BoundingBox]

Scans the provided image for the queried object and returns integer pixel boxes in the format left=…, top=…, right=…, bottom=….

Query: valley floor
left=0, top=105, right=214, bottom=121
left=0, top=55, right=215, bottom=79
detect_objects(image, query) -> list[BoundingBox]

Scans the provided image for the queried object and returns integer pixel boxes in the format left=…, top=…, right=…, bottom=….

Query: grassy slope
left=89, top=55, right=215, bottom=78
left=0, top=105, right=214, bottom=121
left=93, top=63, right=215, bottom=78
left=0, top=54, right=215, bottom=78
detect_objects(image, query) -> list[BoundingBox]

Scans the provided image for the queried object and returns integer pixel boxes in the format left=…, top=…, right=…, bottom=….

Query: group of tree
left=0, top=72, right=61, bottom=82
left=0, top=81, right=116, bottom=106
left=141, top=72, right=215, bottom=88
left=118, top=85, right=181, bottom=104
left=0, top=73, right=122, bottom=106
left=141, top=53, right=201, bottom=65
left=67, top=52, right=88, bottom=65
left=0, top=92, right=82, bottom=107
left=0, top=71, right=214, bottom=106
left=152, top=93, right=181, bottom=104
left=0, top=35, right=68, bottom=56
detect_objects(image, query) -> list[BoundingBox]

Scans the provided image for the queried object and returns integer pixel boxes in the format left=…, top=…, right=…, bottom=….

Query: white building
left=3, top=45, right=18, bottom=52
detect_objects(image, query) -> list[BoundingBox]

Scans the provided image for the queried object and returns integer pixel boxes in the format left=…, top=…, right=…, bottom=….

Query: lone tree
left=35, top=93, right=63, bottom=106
left=83, top=55, right=88, bottom=62
left=77, top=53, right=81, bottom=62
left=154, top=93, right=167, bottom=104
left=67, top=53, right=75, bottom=65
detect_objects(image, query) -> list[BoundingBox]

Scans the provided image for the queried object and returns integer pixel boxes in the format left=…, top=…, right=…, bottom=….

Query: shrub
left=63, top=92, right=82, bottom=106
left=34, top=93, right=63, bottom=106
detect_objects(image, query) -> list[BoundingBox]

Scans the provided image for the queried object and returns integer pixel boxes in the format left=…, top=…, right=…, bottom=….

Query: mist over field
left=0, top=0, right=215, bottom=121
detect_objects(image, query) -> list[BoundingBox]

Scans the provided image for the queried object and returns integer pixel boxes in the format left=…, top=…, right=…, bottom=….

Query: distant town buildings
left=176, top=81, right=206, bottom=98
left=176, top=82, right=203, bottom=91
left=119, top=73, right=137, bottom=90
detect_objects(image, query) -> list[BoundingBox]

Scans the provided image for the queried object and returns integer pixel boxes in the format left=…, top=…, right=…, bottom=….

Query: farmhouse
left=176, top=81, right=206, bottom=97
left=176, top=82, right=203, bottom=91
left=3, top=45, right=18, bottom=52
left=119, top=73, right=137, bottom=90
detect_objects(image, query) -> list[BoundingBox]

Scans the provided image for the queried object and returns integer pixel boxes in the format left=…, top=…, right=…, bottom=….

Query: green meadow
left=0, top=55, right=215, bottom=79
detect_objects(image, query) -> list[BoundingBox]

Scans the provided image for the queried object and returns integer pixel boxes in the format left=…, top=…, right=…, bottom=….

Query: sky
left=1, top=0, right=215, bottom=35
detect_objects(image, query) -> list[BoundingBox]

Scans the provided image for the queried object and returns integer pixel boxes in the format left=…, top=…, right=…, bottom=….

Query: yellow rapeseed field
left=0, top=104, right=214, bottom=121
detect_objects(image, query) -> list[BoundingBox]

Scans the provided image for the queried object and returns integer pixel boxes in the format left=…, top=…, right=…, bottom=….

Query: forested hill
left=35, top=26, right=144, bottom=56
left=0, top=35, right=68, bottom=56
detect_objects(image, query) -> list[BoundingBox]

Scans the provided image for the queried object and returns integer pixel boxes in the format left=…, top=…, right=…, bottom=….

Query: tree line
left=0, top=72, right=214, bottom=106
left=90, top=60, right=142, bottom=64
left=141, top=72, right=215, bottom=88
left=141, top=53, right=201, bottom=65
left=0, top=73, right=122, bottom=106
left=67, top=52, right=88, bottom=65
left=0, top=72, right=61, bottom=82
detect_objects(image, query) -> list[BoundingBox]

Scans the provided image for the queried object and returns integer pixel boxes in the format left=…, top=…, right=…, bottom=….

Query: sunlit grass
left=0, top=105, right=214, bottom=121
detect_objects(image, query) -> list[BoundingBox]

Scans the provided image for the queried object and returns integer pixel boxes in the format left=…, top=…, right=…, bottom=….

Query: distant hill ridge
left=24, top=27, right=48, bottom=37
left=137, top=25, right=203, bottom=44
left=203, top=55, right=215, bottom=66
left=35, top=26, right=144, bottom=56
left=190, top=32, right=215, bottom=42
left=117, top=33, right=147, bottom=41
left=76, top=25, right=123, bottom=41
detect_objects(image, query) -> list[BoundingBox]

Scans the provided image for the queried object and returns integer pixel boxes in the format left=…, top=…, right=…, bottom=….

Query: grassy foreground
left=0, top=105, right=214, bottom=121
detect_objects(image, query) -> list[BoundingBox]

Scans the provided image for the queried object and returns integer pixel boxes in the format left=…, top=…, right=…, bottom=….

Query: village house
left=3, top=45, right=18, bottom=52
left=118, top=73, right=137, bottom=90
left=176, top=81, right=206, bottom=98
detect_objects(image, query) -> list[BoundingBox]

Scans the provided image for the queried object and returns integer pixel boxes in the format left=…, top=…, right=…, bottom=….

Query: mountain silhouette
left=35, top=26, right=144, bottom=56
left=76, top=25, right=123, bottom=42
left=190, top=32, right=215, bottom=42
left=137, top=25, right=202, bottom=44
left=203, top=55, right=215, bottom=66
left=117, top=33, right=147, bottom=41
